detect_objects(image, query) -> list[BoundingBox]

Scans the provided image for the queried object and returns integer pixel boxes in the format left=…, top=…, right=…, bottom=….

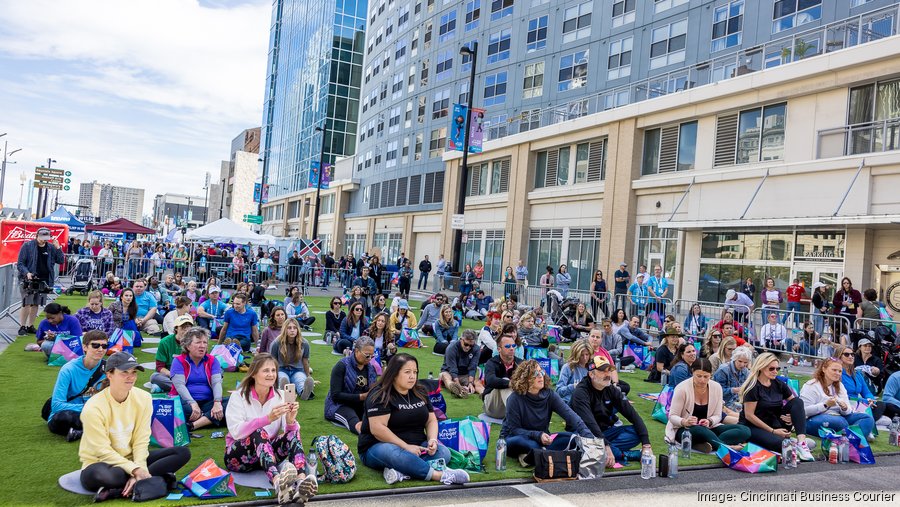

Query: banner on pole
left=448, top=104, right=484, bottom=154
left=309, top=161, right=333, bottom=189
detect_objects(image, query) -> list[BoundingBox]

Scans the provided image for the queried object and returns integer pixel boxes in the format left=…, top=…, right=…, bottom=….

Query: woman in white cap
left=854, top=338, right=884, bottom=395
left=810, top=282, right=830, bottom=335
left=79, top=352, right=191, bottom=501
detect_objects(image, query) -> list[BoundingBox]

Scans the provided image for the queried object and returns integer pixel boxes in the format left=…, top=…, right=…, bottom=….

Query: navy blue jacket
left=17, top=239, right=64, bottom=284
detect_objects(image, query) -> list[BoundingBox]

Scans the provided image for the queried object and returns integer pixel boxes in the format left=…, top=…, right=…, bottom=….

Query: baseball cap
left=587, top=355, right=614, bottom=372
left=857, top=338, right=873, bottom=347
left=620, top=262, right=627, bottom=267
left=726, top=289, right=736, bottom=300
left=812, top=281, right=827, bottom=291
left=398, top=299, right=410, bottom=310
left=660, top=326, right=685, bottom=338
left=36, top=227, right=52, bottom=240
left=174, top=315, right=195, bottom=328
left=208, top=285, right=221, bottom=294
left=105, top=352, right=145, bottom=372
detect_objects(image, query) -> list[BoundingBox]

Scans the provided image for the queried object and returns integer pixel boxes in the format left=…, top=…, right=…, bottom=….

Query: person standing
left=833, top=277, right=862, bottom=334
left=398, top=260, right=413, bottom=299
left=436, top=254, right=447, bottom=291
left=323, top=251, right=336, bottom=288
left=646, top=265, right=669, bottom=318
left=784, top=279, right=807, bottom=328
left=514, top=260, right=529, bottom=296
left=418, top=255, right=432, bottom=291
left=16, top=227, right=64, bottom=336
left=591, top=270, right=608, bottom=319
left=613, top=262, right=630, bottom=311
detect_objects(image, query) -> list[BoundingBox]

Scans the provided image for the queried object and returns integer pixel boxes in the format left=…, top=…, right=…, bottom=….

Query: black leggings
left=80, top=447, right=191, bottom=491
left=334, top=338, right=354, bottom=354
left=48, top=410, right=82, bottom=436
left=746, top=397, right=807, bottom=452
left=883, top=403, right=900, bottom=420
left=329, top=405, right=364, bottom=435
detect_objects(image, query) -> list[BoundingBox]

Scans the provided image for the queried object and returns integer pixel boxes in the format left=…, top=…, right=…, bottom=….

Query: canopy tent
left=184, top=218, right=275, bottom=246
left=85, top=217, right=156, bottom=235
left=36, top=206, right=86, bottom=233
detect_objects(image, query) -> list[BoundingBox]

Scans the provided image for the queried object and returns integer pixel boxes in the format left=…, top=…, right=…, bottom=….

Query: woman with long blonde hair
left=270, top=318, right=314, bottom=401
left=708, top=335, right=735, bottom=372
left=555, top=339, right=593, bottom=403
left=738, top=353, right=814, bottom=457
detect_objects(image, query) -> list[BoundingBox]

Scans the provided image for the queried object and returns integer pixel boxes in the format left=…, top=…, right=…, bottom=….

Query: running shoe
left=301, top=376, right=315, bottom=401
left=292, top=474, right=318, bottom=504
left=274, top=462, right=298, bottom=505
left=383, top=467, right=409, bottom=485
left=794, top=440, right=815, bottom=462
left=440, top=468, right=470, bottom=485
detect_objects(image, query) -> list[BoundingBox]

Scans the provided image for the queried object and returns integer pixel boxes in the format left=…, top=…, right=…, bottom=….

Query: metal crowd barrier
left=854, top=315, right=898, bottom=331
left=0, top=263, right=22, bottom=343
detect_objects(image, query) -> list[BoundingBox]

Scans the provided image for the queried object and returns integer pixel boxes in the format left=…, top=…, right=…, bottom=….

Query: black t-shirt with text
left=739, top=378, right=793, bottom=429
left=35, top=243, right=51, bottom=282
left=358, top=386, right=433, bottom=455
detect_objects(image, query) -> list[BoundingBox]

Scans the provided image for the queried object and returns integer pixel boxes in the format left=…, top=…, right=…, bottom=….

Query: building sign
left=794, top=232, right=844, bottom=261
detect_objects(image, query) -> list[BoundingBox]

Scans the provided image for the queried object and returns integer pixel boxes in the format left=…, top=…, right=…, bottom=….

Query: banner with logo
left=309, top=161, right=333, bottom=189
left=0, top=220, right=69, bottom=266
left=448, top=104, right=485, bottom=154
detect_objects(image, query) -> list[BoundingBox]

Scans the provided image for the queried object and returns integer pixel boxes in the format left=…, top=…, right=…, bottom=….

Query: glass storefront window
left=701, top=233, right=743, bottom=259
left=795, top=232, right=845, bottom=260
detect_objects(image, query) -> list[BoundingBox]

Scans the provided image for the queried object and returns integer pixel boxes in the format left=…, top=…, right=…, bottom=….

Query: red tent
left=86, top=218, right=156, bottom=235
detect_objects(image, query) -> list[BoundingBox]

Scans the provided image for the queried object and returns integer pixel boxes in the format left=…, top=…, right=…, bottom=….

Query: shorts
left=20, top=283, right=47, bottom=307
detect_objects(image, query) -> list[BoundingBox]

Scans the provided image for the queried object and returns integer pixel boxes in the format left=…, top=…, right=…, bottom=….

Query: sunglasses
left=712, top=334, right=722, bottom=338
left=533, top=370, right=544, bottom=378
left=361, top=353, right=374, bottom=359
left=502, top=343, right=517, bottom=349
left=331, top=302, right=340, bottom=306
left=767, top=366, right=781, bottom=372
left=841, top=352, right=853, bottom=357
left=89, top=342, right=109, bottom=350
left=353, top=308, right=363, bottom=312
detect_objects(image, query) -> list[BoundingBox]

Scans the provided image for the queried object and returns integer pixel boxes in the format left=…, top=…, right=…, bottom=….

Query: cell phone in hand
left=283, top=384, right=297, bottom=404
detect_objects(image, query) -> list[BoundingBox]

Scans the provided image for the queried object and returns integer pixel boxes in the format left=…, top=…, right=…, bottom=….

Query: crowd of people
left=16, top=230, right=900, bottom=504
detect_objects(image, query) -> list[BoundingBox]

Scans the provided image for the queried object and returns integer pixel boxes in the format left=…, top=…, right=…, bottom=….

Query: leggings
left=48, top=410, right=82, bottom=436
left=328, top=405, right=364, bottom=435
left=746, top=397, right=807, bottom=452
left=224, top=427, right=307, bottom=482
left=81, top=447, right=191, bottom=491
left=334, top=338, right=354, bottom=354
left=676, top=424, right=751, bottom=451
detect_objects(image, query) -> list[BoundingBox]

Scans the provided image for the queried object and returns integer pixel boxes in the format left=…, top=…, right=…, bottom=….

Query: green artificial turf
left=0, top=294, right=895, bottom=506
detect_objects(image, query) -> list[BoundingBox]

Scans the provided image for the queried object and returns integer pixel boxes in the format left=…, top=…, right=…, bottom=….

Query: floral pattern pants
left=224, top=427, right=307, bottom=481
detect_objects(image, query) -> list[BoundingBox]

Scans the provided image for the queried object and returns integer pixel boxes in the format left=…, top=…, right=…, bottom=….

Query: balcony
left=817, top=118, right=900, bottom=158
left=487, top=3, right=899, bottom=142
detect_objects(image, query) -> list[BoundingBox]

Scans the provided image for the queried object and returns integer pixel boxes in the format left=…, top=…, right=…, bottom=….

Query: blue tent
left=36, top=206, right=86, bottom=233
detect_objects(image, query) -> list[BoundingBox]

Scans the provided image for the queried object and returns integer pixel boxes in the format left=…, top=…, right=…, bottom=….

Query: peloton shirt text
left=358, top=387, right=434, bottom=455
left=223, top=308, right=259, bottom=338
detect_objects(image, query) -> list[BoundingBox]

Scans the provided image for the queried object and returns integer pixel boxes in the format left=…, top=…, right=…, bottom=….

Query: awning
left=658, top=214, right=900, bottom=231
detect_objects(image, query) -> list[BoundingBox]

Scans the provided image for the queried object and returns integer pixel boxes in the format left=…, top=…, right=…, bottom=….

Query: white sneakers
left=383, top=467, right=409, bottom=485
left=439, top=468, right=470, bottom=485
left=794, top=439, right=815, bottom=462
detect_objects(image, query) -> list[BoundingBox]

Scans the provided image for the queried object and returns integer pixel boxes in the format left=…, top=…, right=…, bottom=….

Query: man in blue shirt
left=474, top=290, right=494, bottom=317
left=617, top=315, right=653, bottom=348
left=197, top=286, right=228, bottom=338
left=646, top=265, right=670, bottom=318
left=132, top=278, right=161, bottom=335
left=218, top=292, right=259, bottom=352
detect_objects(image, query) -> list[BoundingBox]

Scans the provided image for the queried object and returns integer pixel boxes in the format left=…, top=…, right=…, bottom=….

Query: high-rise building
left=152, top=193, right=208, bottom=234
left=210, top=128, right=263, bottom=224
left=259, top=0, right=368, bottom=207
left=78, top=181, right=145, bottom=224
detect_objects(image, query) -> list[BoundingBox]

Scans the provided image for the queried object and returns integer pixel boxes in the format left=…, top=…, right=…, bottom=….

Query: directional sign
left=64, top=185, right=70, bottom=191
left=64, top=178, right=71, bottom=183
left=35, top=167, right=64, bottom=176
left=243, top=214, right=263, bottom=225
left=64, top=171, right=72, bottom=176
left=34, top=182, right=63, bottom=190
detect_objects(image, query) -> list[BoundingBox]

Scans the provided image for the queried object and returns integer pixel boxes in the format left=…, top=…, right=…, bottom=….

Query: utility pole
left=451, top=41, right=478, bottom=269
left=1, top=137, right=23, bottom=205
left=203, top=171, right=211, bottom=224
left=311, top=122, right=328, bottom=243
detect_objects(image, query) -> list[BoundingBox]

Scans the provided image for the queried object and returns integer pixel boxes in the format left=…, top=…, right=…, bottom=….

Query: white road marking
left=511, top=484, right=580, bottom=507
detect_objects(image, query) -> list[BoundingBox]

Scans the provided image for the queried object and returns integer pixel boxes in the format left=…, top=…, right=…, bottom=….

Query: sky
left=0, top=0, right=271, bottom=216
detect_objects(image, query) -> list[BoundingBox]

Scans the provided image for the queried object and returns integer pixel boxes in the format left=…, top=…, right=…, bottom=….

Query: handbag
left=48, top=333, right=84, bottom=367
left=651, top=385, right=673, bottom=424
left=41, top=360, right=106, bottom=421
left=130, top=476, right=169, bottom=502
left=576, top=436, right=606, bottom=479
left=437, top=416, right=491, bottom=461
left=533, top=445, right=581, bottom=482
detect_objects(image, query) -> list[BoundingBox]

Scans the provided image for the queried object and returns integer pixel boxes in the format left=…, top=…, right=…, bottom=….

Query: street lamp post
left=1, top=134, right=23, bottom=207
left=451, top=41, right=478, bottom=271
left=311, top=123, right=328, bottom=243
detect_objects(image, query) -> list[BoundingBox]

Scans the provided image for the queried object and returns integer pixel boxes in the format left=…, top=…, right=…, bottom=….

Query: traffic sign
left=35, top=167, right=64, bottom=176
left=64, top=185, right=70, bottom=191
left=451, top=214, right=465, bottom=230
left=64, top=171, right=72, bottom=176
left=243, top=214, right=263, bottom=225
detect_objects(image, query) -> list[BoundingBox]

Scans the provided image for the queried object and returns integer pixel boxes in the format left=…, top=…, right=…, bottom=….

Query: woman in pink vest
left=170, top=327, right=229, bottom=431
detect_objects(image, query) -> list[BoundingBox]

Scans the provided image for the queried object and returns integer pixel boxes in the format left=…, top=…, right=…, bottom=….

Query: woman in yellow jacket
left=389, top=299, right=418, bottom=333
left=79, top=352, right=191, bottom=501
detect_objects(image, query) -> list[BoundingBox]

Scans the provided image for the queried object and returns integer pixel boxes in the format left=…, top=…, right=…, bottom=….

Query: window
left=396, top=177, right=408, bottom=205
left=392, top=74, right=403, bottom=99
left=483, top=230, right=505, bottom=282
left=654, top=0, right=688, bottom=13
left=436, top=50, right=453, bottom=80
left=439, top=10, right=456, bottom=43
left=432, top=88, right=450, bottom=119
left=395, top=39, right=408, bottom=64
left=486, top=113, right=507, bottom=140
left=423, top=171, right=445, bottom=203
left=650, top=19, right=687, bottom=70
left=568, top=228, right=602, bottom=290
left=429, top=128, right=447, bottom=158
left=612, top=0, right=635, bottom=28
left=465, top=0, right=480, bottom=31
left=558, top=50, right=588, bottom=92
left=847, top=79, right=900, bottom=154
left=344, top=233, right=367, bottom=257
left=459, top=230, right=483, bottom=270
left=523, top=62, right=544, bottom=99
left=773, top=0, right=821, bottom=33
left=458, top=81, right=469, bottom=104
left=638, top=226, right=679, bottom=291
left=467, top=163, right=488, bottom=196
left=736, top=103, right=786, bottom=163
left=641, top=121, right=698, bottom=175
left=417, top=95, right=426, bottom=123
left=607, top=36, right=632, bottom=80
left=490, top=159, right=510, bottom=194
left=520, top=109, right=541, bottom=132
left=526, top=16, right=548, bottom=52
left=562, top=1, right=592, bottom=44
left=389, top=106, right=401, bottom=133
left=534, top=146, right=569, bottom=187
left=535, top=140, right=605, bottom=187
left=461, top=41, right=475, bottom=70
left=527, top=229, right=562, bottom=285
left=487, top=29, right=511, bottom=64
left=490, top=0, right=513, bottom=21
left=398, top=6, right=410, bottom=29
left=320, top=194, right=335, bottom=214
left=409, top=173, right=422, bottom=204
left=414, top=133, right=423, bottom=160
left=712, top=1, right=743, bottom=52
left=467, top=159, right=509, bottom=196
left=373, top=233, right=403, bottom=264
left=288, top=201, right=301, bottom=219
left=483, top=71, right=508, bottom=107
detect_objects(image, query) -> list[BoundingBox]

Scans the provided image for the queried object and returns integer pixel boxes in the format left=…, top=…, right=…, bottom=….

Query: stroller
left=547, top=290, right=581, bottom=341
left=66, top=258, right=96, bottom=295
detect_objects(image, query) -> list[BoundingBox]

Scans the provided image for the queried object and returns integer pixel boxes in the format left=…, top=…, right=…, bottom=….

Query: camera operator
left=16, top=227, right=64, bottom=336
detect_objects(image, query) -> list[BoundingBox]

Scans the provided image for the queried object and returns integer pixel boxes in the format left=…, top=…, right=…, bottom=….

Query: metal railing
left=0, top=264, right=21, bottom=343
left=488, top=3, right=899, bottom=142
left=817, top=117, right=900, bottom=158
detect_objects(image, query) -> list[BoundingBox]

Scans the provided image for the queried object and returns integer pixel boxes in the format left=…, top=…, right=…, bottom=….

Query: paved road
left=297, top=454, right=900, bottom=507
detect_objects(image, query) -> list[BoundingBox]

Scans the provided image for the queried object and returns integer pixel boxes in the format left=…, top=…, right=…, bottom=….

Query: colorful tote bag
left=624, top=343, right=654, bottom=370
left=48, top=333, right=83, bottom=367
left=181, top=459, right=236, bottom=499
left=715, top=442, right=777, bottom=473
left=438, top=416, right=491, bottom=461
left=651, top=385, right=673, bottom=424
left=107, top=329, right=135, bottom=356
left=150, top=394, right=191, bottom=448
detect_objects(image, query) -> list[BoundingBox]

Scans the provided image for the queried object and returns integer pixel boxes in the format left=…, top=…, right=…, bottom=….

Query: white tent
left=184, top=218, right=275, bottom=245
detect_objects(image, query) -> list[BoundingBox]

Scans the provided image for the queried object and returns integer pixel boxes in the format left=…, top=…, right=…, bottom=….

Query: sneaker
left=274, top=463, right=298, bottom=505
left=623, top=450, right=642, bottom=462
left=876, top=416, right=892, bottom=429
left=794, top=440, right=815, bottom=462
left=26, top=325, right=37, bottom=334
left=17, top=326, right=27, bottom=336
left=383, top=467, right=408, bottom=485
left=446, top=382, right=466, bottom=398
left=694, top=442, right=714, bottom=454
left=517, top=453, right=531, bottom=468
left=440, top=468, right=470, bottom=485
left=292, top=474, right=318, bottom=503
left=66, top=428, right=83, bottom=442
left=867, top=433, right=876, bottom=443
left=301, top=377, right=315, bottom=401
left=93, top=487, right=123, bottom=503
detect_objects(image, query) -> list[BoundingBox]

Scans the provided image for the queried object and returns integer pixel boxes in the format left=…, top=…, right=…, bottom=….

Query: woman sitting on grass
left=800, top=356, right=875, bottom=439
left=224, top=353, right=317, bottom=506
left=712, top=345, right=752, bottom=410
left=75, top=291, right=115, bottom=336
left=667, top=341, right=697, bottom=388
left=270, top=318, right=315, bottom=401
left=501, top=359, right=594, bottom=466
left=335, top=302, right=367, bottom=355
left=433, top=304, right=459, bottom=355
left=324, top=296, right=346, bottom=345
left=325, top=337, right=377, bottom=435
left=259, top=307, right=287, bottom=355
left=171, top=327, right=228, bottom=431
left=367, top=313, right=396, bottom=366
left=556, top=339, right=593, bottom=404
left=517, top=312, right=546, bottom=348
left=357, top=353, right=470, bottom=486
left=109, top=288, right=141, bottom=343
left=36, top=303, right=83, bottom=358
left=79, top=352, right=191, bottom=501
left=665, top=358, right=751, bottom=453
left=285, top=291, right=316, bottom=331
left=707, top=334, right=733, bottom=372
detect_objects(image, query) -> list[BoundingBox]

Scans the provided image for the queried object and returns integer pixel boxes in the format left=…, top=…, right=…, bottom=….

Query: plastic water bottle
left=640, top=449, right=653, bottom=480
left=890, top=417, right=900, bottom=446
left=615, top=356, right=621, bottom=371
left=307, top=450, right=318, bottom=476
left=680, top=430, right=692, bottom=459
left=789, top=438, right=799, bottom=468
left=667, top=444, right=679, bottom=478
left=660, top=371, right=669, bottom=387
left=828, top=439, right=839, bottom=464
left=495, top=438, right=507, bottom=471
left=781, top=438, right=795, bottom=469
left=650, top=452, right=657, bottom=478
left=838, top=437, right=849, bottom=463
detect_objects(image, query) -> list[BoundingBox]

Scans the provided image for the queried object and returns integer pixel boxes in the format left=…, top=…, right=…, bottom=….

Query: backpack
left=312, top=435, right=356, bottom=484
